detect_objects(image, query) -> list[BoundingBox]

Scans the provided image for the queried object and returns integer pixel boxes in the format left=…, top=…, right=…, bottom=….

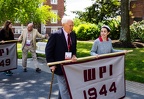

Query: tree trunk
left=33, top=23, right=41, bottom=33
left=120, top=0, right=131, bottom=47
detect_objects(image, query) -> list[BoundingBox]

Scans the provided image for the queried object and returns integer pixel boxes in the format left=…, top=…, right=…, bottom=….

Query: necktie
left=68, top=34, right=71, bottom=51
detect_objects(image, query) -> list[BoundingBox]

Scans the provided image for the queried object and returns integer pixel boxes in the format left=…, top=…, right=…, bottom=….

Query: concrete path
left=0, top=58, right=144, bottom=99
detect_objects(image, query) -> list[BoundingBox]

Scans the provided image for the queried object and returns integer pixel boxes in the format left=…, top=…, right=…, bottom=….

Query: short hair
left=27, top=23, right=33, bottom=27
left=61, top=16, right=73, bottom=24
left=102, top=25, right=111, bottom=32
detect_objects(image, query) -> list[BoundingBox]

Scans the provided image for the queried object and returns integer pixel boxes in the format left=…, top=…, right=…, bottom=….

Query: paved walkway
left=0, top=58, right=144, bottom=99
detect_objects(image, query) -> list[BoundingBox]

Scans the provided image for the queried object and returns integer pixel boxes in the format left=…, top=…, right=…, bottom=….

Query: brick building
left=14, top=0, right=64, bottom=36
left=130, top=0, right=144, bottom=24
left=44, top=0, right=64, bottom=34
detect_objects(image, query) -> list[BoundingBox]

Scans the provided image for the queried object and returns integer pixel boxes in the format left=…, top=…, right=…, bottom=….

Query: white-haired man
left=45, top=16, right=77, bottom=99
left=18, top=23, right=48, bottom=72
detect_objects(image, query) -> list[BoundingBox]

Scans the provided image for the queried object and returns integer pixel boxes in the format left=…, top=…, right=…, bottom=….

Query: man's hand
left=123, top=50, right=128, bottom=54
left=95, top=54, right=98, bottom=58
left=18, top=38, right=21, bottom=42
left=50, top=66, right=56, bottom=72
left=45, top=34, right=49, bottom=39
left=0, top=40, right=5, bottom=43
left=71, top=55, right=77, bottom=62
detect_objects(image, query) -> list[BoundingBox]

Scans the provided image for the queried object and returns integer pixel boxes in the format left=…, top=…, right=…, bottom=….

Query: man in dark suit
left=45, top=16, right=77, bottom=99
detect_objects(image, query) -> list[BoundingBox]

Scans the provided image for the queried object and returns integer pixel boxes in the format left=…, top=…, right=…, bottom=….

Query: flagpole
left=47, top=50, right=133, bottom=66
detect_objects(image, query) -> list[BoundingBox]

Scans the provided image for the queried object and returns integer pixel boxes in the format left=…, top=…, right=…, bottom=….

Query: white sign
left=62, top=55, right=125, bottom=99
left=0, top=43, right=17, bottom=71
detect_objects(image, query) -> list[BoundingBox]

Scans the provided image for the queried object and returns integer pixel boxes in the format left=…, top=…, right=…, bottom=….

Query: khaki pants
left=22, top=45, right=39, bottom=69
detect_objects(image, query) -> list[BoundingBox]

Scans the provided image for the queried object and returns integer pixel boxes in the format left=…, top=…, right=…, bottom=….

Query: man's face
left=27, top=25, right=33, bottom=32
left=63, top=20, right=74, bottom=34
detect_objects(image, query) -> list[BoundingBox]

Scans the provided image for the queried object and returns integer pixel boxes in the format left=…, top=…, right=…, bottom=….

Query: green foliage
left=74, top=18, right=120, bottom=40
left=130, top=20, right=144, bottom=42
left=73, top=18, right=87, bottom=35
left=0, top=0, right=57, bottom=25
left=76, top=23, right=99, bottom=40
left=74, top=0, right=120, bottom=24
left=74, top=18, right=83, bottom=27
left=34, top=5, right=58, bottom=24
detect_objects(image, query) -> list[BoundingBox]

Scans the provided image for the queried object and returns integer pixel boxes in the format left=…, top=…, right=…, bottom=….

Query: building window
left=51, top=0, right=57, bottom=4
left=51, top=28, right=58, bottom=33
left=51, top=10, right=58, bottom=24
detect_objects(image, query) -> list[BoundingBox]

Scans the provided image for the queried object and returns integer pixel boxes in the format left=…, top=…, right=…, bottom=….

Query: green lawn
left=17, top=41, right=144, bottom=83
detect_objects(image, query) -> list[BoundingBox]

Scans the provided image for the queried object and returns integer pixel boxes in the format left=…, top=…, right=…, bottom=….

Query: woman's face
left=100, top=28, right=110, bottom=38
left=8, top=23, right=12, bottom=29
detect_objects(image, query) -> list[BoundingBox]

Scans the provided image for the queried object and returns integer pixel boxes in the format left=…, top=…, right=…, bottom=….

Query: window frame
left=51, top=10, right=58, bottom=24
left=50, top=0, right=58, bottom=4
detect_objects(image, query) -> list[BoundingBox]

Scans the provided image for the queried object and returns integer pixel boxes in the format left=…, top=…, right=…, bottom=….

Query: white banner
left=0, top=43, right=17, bottom=71
left=62, top=54, right=125, bottom=99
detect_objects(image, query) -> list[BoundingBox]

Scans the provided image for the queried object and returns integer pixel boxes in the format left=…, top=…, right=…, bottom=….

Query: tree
left=73, top=0, right=120, bottom=24
left=0, top=0, right=57, bottom=25
left=119, top=0, right=131, bottom=47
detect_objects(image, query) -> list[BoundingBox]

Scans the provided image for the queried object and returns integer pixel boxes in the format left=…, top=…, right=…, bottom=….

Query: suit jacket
left=45, top=28, right=77, bottom=75
left=18, top=29, right=45, bottom=50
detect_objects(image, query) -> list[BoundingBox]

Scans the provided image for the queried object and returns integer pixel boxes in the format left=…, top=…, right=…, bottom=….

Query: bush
left=74, top=19, right=120, bottom=40
left=76, top=23, right=99, bottom=40
left=130, top=20, right=144, bottom=42
left=74, top=18, right=85, bottom=27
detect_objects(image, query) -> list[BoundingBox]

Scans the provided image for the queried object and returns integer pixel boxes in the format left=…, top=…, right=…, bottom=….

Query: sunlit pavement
left=0, top=58, right=144, bottom=99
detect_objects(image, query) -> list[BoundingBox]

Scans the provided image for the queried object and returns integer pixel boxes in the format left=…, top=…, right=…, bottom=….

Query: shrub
left=130, top=20, right=144, bottom=42
left=74, top=19, right=120, bottom=40
left=76, top=23, right=99, bottom=40
left=74, top=18, right=86, bottom=27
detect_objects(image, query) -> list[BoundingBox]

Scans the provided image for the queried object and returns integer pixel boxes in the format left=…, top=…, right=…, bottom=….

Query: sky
left=65, top=0, right=94, bottom=18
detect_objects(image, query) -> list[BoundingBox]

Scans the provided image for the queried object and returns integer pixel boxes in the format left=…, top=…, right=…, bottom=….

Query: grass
left=124, top=48, right=144, bottom=83
left=17, top=41, right=144, bottom=83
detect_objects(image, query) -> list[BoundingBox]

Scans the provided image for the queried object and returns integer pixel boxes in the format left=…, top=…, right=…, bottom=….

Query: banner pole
left=0, top=40, right=19, bottom=43
left=48, top=71, right=55, bottom=99
left=47, top=50, right=133, bottom=66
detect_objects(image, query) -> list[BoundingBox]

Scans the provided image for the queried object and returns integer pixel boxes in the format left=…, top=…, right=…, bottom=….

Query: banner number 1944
left=83, top=82, right=117, bottom=99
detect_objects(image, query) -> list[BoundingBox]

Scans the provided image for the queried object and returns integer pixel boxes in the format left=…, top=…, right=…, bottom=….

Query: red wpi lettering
left=0, top=48, right=9, bottom=56
left=99, top=66, right=106, bottom=78
left=83, top=65, right=113, bottom=82
left=6, top=48, right=9, bottom=55
left=0, top=49, right=4, bottom=56
left=84, top=68, right=96, bottom=82
left=99, top=65, right=113, bottom=78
